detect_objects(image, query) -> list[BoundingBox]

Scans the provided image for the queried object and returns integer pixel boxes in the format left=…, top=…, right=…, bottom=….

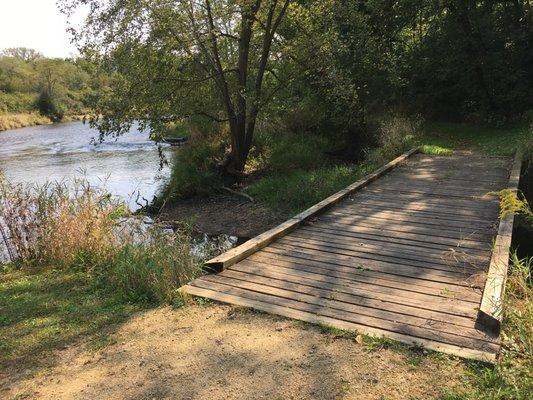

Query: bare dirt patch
left=159, top=195, right=286, bottom=238
left=1, top=304, right=470, bottom=400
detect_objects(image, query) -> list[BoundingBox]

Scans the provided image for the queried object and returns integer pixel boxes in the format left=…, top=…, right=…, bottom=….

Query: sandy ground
left=1, top=303, right=470, bottom=400
left=159, top=195, right=286, bottom=238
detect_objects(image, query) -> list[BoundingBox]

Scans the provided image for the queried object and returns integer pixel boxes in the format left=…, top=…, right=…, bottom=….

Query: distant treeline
left=0, top=47, right=106, bottom=122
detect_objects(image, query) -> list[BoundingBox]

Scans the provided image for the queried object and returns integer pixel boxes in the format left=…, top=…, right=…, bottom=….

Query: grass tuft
left=420, top=144, right=454, bottom=156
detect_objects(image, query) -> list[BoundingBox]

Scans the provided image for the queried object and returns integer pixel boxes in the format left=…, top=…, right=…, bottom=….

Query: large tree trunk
left=221, top=119, right=253, bottom=180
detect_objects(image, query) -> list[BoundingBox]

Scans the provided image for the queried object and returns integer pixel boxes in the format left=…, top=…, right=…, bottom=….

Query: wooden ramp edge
left=204, top=147, right=420, bottom=271
left=477, top=151, right=523, bottom=334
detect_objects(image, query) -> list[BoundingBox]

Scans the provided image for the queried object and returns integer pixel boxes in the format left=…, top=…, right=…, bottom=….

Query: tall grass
left=0, top=176, right=202, bottom=304
left=0, top=112, right=51, bottom=131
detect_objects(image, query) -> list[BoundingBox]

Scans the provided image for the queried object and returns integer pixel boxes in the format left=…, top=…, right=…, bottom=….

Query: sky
left=0, top=0, right=86, bottom=58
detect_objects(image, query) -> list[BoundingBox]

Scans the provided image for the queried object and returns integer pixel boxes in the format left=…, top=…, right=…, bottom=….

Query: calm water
left=0, top=121, right=173, bottom=210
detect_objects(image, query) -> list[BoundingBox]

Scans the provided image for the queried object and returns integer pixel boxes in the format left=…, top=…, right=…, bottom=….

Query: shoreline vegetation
left=0, top=112, right=89, bottom=132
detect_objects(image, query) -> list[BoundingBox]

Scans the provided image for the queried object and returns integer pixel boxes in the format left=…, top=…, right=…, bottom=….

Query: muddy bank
left=158, top=194, right=287, bottom=239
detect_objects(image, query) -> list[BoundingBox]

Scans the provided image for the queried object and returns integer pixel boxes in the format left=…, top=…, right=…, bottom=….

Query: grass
left=0, top=266, right=141, bottom=373
left=440, top=254, right=532, bottom=400
left=420, top=144, right=454, bottom=156
left=245, top=163, right=375, bottom=215
left=0, top=178, right=204, bottom=373
left=422, top=122, right=528, bottom=156
left=0, top=112, right=51, bottom=131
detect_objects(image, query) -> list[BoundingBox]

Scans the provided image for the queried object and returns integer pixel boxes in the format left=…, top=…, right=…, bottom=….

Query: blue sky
left=0, top=0, right=86, bottom=58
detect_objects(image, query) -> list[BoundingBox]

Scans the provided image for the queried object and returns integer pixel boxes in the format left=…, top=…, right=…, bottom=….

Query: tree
left=1, top=47, right=43, bottom=61
left=61, top=0, right=291, bottom=177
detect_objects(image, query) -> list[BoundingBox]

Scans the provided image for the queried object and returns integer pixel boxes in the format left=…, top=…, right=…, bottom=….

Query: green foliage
left=0, top=91, right=34, bottom=113
left=441, top=255, right=532, bottom=400
left=246, top=163, right=374, bottom=215
left=108, top=235, right=201, bottom=305
left=161, top=130, right=225, bottom=202
left=261, top=134, right=329, bottom=172
left=35, top=90, right=65, bottom=121
left=497, top=190, right=533, bottom=225
left=0, top=50, right=101, bottom=121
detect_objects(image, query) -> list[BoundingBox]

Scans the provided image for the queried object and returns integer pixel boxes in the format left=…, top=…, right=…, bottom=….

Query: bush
left=162, top=137, right=223, bottom=201
left=0, top=92, right=35, bottom=113
left=366, top=115, right=422, bottom=164
left=35, top=90, right=65, bottom=121
left=262, top=134, right=329, bottom=173
left=0, top=177, right=125, bottom=267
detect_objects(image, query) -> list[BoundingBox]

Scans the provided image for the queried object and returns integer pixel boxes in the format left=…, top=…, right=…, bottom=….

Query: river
left=0, top=121, right=174, bottom=210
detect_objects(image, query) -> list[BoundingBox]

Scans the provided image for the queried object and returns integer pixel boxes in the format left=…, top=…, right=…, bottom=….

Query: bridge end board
left=477, top=150, right=523, bottom=335
left=204, top=147, right=420, bottom=271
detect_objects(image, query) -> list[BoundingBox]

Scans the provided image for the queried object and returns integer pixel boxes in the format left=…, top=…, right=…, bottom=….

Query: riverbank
left=0, top=113, right=88, bottom=132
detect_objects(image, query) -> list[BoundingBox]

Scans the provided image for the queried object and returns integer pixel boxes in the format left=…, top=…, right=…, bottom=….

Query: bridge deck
left=183, top=152, right=516, bottom=361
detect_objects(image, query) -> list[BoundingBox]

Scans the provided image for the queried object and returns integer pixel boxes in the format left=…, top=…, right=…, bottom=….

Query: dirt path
left=2, top=304, right=470, bottom=400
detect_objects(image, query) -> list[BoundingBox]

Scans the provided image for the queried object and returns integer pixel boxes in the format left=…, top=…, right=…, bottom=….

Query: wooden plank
left=228, top=261, right=479, bottom=318
left=317, top=213, right=493, bottom=242
left=342, top=197, right=498, bottom=220
left=288, top=230, right=488, bottom=268
left=192, top=278, right=494, bottom=351
left=279, top=236, right=486, bottom=273
left=292, top=228, right=488, bottom=265
left=308, top=220, right=491, bottom=251
left=205, top=148, right=419, bottom=270
left=363, top=186, right=500, bottom=201
left=250, top=251, right=481, bottom=296
left=221, top=267, right=478, bottom=327
left=477, top=151, right=522, bottom=334
left=375, top=172, right=508, bottom=187
left=366, top=186, right=498, bottom=204
left=267, top=243, right=476, bottom=284
left=327, top=208, right=495, bottom=231
left=243, top=254, right=481, bottom=302
left=370, top=179, right=503, bottom=196
left=336, top=202, right=496, bottom=227
left=261, top=244, right=481, bottom=289
left=201, top=273, right=492, bottom=341
left=303, top=224, right=491, bottom=254
left=351, top=192, right=500, bottom=214
left=182, top=285, right=497, bottom=362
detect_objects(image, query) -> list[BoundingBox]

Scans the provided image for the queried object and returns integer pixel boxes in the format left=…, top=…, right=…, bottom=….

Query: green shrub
left=265, top=134, right=329, bottom=172
left=0, top=92, right=35, bottom=113
left=35, top=90, right=65, bottom=121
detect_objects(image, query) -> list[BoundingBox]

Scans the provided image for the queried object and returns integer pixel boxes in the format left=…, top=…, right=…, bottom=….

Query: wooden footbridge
left=183, top=149, right=522, bottom=361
